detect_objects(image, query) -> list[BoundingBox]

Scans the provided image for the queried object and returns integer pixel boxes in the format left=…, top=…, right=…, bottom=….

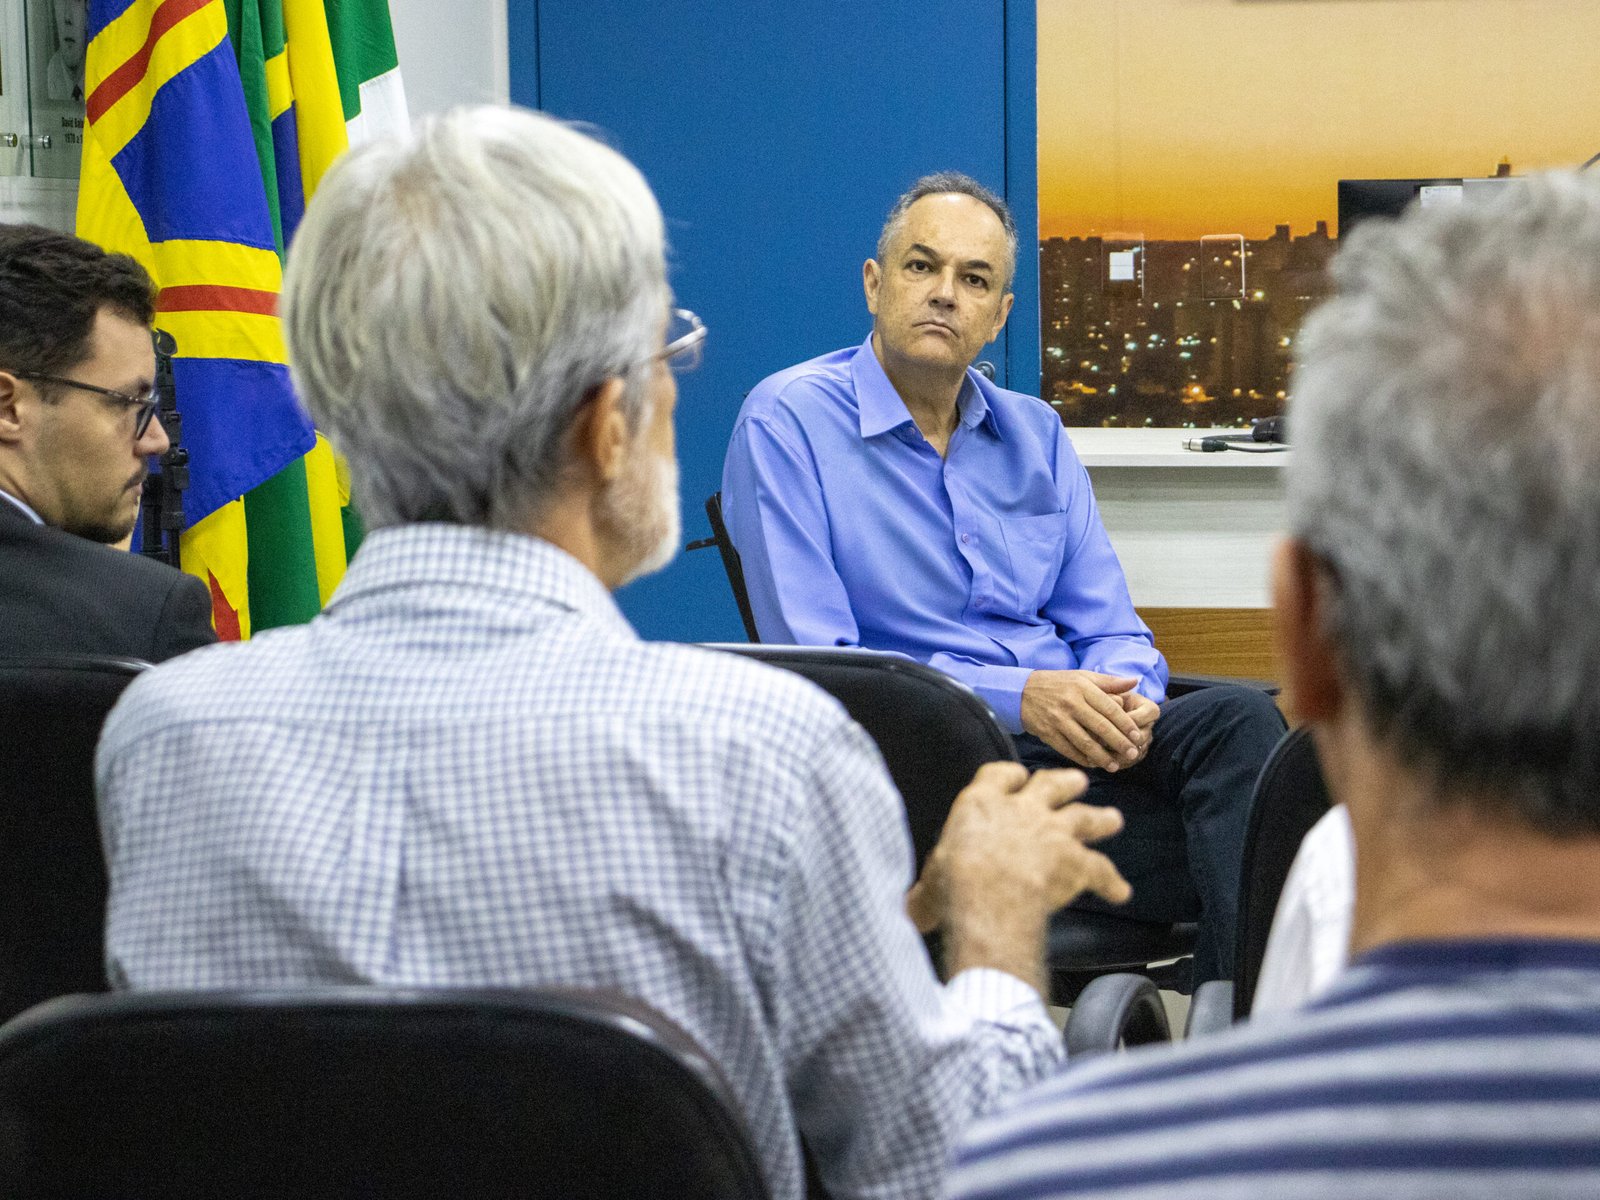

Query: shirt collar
left=326, top=522, right=636, bottom=639
left=0, top=487, right=44, bottom=524
left=1313, top=936, right=1600, bottom=1013
left=848, top=335, right=998, bottom=440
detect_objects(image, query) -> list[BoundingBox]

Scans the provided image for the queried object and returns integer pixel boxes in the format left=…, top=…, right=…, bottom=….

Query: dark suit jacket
left=0, top=498, right=217, bottom=663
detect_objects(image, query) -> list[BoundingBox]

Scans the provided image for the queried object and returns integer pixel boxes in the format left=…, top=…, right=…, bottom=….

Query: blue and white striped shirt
left=96, top=523, right=1065, bottom=1200
left=949, top=939, right=1600, bottom=1200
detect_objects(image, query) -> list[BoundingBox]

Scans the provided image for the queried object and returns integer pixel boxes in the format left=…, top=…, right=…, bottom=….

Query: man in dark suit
left=0, top=224, right=214, bottom=662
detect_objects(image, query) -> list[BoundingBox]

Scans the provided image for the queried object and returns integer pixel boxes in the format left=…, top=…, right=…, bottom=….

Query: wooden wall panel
left=1139, top=607, right=1278, bottom=684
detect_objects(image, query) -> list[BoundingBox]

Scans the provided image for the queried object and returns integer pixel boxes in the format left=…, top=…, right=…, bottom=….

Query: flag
left=272, top=0, right=409, bottom=575
left=327, top=0, right=408, bottom=145
left=233, top=0, right=409, bottom=612
left=78, top=0, right=318, bottom=640
left=79, top=0, right=406, bottom=637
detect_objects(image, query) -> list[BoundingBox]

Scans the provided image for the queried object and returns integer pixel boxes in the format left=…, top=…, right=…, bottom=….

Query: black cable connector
left=1182, top=435, right=1288, bottom=454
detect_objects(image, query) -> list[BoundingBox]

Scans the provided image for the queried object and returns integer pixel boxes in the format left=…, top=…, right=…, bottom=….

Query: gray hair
left=1287, top=170, right=1600, bottom=836
left=876, top=172, right=1018, bottom=290
left=281, top=105, right=668, bottom=530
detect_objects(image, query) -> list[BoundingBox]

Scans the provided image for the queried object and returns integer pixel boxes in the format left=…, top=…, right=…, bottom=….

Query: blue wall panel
left=512, top=2, right=1021, bottom=641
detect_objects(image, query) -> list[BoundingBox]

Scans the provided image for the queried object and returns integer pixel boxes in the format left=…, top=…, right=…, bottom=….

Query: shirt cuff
left=944, top=967, right=1056, bottom=1032
left=963, top=665, right=1034, bottom=735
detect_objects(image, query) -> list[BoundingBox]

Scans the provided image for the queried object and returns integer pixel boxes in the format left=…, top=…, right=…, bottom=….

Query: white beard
left=601, top=443, right=681, bottom=588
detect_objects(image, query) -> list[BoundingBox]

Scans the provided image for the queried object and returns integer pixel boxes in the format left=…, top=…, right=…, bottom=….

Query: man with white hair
left=95, top=106, right=1136, bottom=1200
left=946, top=170, right=1600, bottom=1199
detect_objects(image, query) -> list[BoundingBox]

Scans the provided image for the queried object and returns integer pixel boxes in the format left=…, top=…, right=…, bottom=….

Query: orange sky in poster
left=1038, top=0, right=1600, bottom=241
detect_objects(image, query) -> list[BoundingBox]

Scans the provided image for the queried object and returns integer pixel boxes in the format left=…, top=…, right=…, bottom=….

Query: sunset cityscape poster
left=1037, top=0, right=1600, bottom=427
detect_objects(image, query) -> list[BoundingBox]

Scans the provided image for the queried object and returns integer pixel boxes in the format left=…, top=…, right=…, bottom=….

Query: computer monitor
left=1337, top=177, right=1519, bottom=237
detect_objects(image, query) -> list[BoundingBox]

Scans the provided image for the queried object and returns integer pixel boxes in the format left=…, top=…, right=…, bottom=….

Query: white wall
left=1069, top=430, right=1285, bottom=608
left=1089, top=467, right=1283, bottom=608
left=390, top=0, right=509, bottom=115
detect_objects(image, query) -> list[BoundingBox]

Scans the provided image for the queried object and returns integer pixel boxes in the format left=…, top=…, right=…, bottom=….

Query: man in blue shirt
left=947, top=167, right=1600, bottom=1200
left=723, top=174, right=1284, bottom=983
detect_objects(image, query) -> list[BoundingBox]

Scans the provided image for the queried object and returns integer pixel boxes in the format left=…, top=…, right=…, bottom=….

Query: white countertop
left=1064, top=427, right=1288, bottom=468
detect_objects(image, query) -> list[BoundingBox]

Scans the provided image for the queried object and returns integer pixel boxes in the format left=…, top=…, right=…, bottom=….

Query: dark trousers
left=1014, top=684, right=1286, bottom=984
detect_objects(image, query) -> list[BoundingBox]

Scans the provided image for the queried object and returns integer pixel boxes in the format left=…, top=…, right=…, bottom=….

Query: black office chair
left=0, top=654, right=148, bottom=1023
left=1229, top=725, right=1334, bottom=1020
left=0, top=987, right=770, bottom=1200
left=687, top=491, right=762, bottom=641
left=704, top=643, right=1185, bottom=1045
left=1184, top=725, right=1334, bottom=1033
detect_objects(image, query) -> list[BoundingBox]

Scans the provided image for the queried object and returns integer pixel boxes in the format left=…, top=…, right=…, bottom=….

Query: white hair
left=1287, top=170, right=1600, bottom=835
left=281, top=105, right=668, bottom=530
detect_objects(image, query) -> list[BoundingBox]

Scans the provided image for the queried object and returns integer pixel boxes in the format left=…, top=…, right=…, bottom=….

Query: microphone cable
left=1182, top=436, right=1287, bottom=453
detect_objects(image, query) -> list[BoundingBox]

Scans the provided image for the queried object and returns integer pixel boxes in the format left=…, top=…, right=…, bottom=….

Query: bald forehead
left=890, top=192, right=1006, bottom=244
left=881, top=193, right=1014, bottom=281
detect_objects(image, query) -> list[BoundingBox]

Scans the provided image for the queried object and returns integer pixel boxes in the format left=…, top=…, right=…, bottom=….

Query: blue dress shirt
left=722, top=337, right=1166, bottom=732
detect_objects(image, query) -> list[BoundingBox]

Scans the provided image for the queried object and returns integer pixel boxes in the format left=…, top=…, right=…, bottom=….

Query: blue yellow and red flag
left=78, top=0, right=406, bottom=638
left=78, top=0, right=316, bottom=639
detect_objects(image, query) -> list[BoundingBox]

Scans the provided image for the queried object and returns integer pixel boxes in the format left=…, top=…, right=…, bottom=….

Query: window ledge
left=1066, top=427, right=1288, bottom=468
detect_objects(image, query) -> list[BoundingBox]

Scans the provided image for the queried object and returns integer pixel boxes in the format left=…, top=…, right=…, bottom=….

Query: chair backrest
left=1231, top=725, right=1333, bottom=1019
left=0, top=987, right=771, bottom=1200
left=703, top=491, right=761, bottom=642
left=0, top=655, right=148, bottom=1022
left=705, top=644, right=1016, bottom=872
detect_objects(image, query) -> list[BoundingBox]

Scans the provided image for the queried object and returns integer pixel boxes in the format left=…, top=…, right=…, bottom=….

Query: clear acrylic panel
left=21, top=0, right=85, bottom=179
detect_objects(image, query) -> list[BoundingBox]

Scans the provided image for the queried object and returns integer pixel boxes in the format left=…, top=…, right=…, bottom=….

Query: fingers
left=966, top=759, right=1030, bottom=793
left=1087, top=673, right=1140, bottom=695
left=905, top=877, right=940, bottom=934
left=1053, top=799, right=1124, bottom=842
left=1122, top=692, right=1161, bottom=729
left=1045, top=720, right=1118, bottom=771
left=1018, top=767, right=1090, bottom=810
left=1071, top=703, right=1140, bottom=764
left=1079, top=681, right=1142, bottom=740
left=1072, top=847, right=1133, bottom=906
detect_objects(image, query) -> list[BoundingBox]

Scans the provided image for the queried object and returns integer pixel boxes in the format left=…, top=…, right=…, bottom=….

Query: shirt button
left=961, top=533, right=971, bottom=544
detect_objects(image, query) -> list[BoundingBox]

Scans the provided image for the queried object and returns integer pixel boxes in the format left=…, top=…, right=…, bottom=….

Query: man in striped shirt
left=948, top=169, right=1600, bottom=1199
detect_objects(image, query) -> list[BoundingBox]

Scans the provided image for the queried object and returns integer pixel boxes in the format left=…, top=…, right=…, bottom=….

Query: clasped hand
left=1020, top=669, right=1159, bottom=772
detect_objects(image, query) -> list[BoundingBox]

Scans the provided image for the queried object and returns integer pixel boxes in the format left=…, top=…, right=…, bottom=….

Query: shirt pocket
left=999, top=511, right=1069, bottom=616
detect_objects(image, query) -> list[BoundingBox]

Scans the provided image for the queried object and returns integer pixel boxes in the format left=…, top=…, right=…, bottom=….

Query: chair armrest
left=1167, top=672, right=1280, bottom=698
left=1183, top=979, right=1235, bottom=1038
left=1063, top=972, right=1171, bottom=1058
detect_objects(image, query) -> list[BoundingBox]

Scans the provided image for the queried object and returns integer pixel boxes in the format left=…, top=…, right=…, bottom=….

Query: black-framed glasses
left=657, top=308, right=706, bottom=373
left=9, top=370, right=159, bottom=439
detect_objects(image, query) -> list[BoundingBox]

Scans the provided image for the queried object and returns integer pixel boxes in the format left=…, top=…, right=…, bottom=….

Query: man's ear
left=1271, top=537, right=1344, bottom=723
left=863, top=258, right=881, bottom=315
left=0, top=372, right=24, bottom=446
left=991, top=290, right=1015, bottom=341
left=571, top=376, right=630, bottom=485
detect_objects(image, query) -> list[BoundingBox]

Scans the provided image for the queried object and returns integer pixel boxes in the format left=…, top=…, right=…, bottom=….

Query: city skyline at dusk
left=1038, top=0, right=1600, bottom=241
left=1036, top=0, right=1600, bottom=425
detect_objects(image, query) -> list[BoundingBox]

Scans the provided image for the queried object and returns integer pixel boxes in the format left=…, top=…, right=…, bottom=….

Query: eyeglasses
left=10, top=370, right=159, bottom=439
left=656, top=308, right=707, bottom=373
